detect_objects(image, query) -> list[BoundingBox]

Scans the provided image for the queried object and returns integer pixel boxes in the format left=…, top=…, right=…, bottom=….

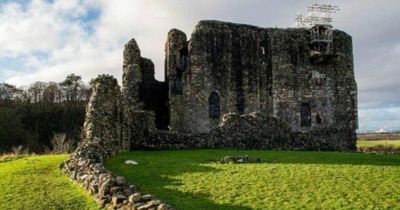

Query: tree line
left=0, top=74, right=91, bottom=153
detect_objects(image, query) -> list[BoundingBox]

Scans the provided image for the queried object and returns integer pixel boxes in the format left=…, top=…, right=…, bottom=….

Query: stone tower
left=165, top=29, right=188, bottom=132
left=164, top=21, right=357, bottom=136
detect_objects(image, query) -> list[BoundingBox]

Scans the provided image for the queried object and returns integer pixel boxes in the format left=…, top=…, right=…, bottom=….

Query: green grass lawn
left=105, top=150, right=400, bottom=210
left=357, top=140, right=400, bottom=148
left=0, top=155, right=99, bottom=210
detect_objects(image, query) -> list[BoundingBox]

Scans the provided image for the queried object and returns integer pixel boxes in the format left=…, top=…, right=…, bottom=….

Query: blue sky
left=0, top=0, right=399, bottom=132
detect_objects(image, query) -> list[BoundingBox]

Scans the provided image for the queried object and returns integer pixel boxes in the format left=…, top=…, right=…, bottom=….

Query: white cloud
left=1, top=0, right=296, bottom=84
left=1, top=0, right=108, bottom=84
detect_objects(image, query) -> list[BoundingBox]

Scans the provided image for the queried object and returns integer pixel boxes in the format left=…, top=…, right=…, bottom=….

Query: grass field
left=106, top=150, right=400, bottom=210
left=357, top=140, right=400, bottom=148
left=0, top=155, right=99, bottom=210
left=1, top=143, right=399, bottom=210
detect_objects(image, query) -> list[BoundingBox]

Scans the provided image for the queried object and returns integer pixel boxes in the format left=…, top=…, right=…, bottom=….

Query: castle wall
left=270, top=28, right=357, bottom=132
left=83, top=75, right=123, bottom=153
left=122, top=39, right=169, bottom=147
left=165, top=29, right=188, bottom=132
left=139, top=58, right=169, bottom=130
left=167, top=21, right=357, bottom=141
left=116, top=20, right=358, bottom=150
left=176, top=21, right=274, bottom=132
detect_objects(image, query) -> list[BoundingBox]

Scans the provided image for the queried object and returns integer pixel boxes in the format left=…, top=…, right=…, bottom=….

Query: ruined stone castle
left=62, top=20, right=358, bottom=209
left=78, top=20, right=358, bottom=156
left=120, top=20, right=357, bottom=150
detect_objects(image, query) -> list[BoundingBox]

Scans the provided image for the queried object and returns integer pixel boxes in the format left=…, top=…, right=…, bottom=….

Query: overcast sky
left=0, top=0, right=399, bottom=132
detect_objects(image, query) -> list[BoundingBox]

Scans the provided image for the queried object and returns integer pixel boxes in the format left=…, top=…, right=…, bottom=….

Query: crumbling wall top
left=124, top=39, right=141, bottom=66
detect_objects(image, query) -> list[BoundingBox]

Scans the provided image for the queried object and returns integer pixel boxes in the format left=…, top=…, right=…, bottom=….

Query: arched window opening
left=209, top=92, right=220, bottom=119
left=300, top=103, right=311, bottom=127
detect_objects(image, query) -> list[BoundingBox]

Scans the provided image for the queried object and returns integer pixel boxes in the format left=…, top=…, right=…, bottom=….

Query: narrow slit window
left=316, top=113, right=322, bottom=124
left=300, top=103, right=311, bottom=127
left=209, top=91, right=220, bottom=119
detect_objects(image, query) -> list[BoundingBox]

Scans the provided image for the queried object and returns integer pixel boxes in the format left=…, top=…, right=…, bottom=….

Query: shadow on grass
left=146, top=187, right=253, bottom=210
left=106, top=154, right=252, bottom=210
left=105, top=149, right=400, bottom=209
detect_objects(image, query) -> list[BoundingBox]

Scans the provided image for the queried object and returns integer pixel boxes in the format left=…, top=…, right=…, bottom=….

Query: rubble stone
left=62, top=75, right=172, bottom=210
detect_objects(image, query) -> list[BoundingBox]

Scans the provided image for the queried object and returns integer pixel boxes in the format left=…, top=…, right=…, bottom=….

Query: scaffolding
left=310, top=24, right=333, bottom=54
left=296, top=3, right=339, bottom=28
left=296, top=3, right=340, bottom=61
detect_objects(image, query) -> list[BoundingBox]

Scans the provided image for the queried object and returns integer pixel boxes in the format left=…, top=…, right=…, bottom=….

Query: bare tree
left=50, top=133, right=74, bottom=154
left=43, top=82, right=59, bottom=104
left=28, top=82, right=47, bottom=103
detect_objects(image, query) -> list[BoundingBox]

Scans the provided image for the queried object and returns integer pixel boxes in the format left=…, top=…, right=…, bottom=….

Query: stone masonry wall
left=122, top=39, right=143, bottom=151
left=139, top=58, right=169, bottom=130
left=166, top=20, right=357, bottom=148
left=135, top=111, right=355, bottom=151
left=165, top=29, right=188, bottom=132
left=63, top=75, right=172, bottom=210
left=122, top=39, right=169, bottom=147
left=178, top=21, right=276, bottom=133
left=270, top=27, right=357, bottom=132
left=83, top=75, right=124, bottom=154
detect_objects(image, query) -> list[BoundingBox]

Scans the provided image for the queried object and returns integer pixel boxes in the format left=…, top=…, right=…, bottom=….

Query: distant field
left=358, top=133, right=400, bottom=140
left=0, top=155, right=99, bottom=210
left=106, top=150, right=400, bottom=210
left=357, top=140, right=400, bottom=148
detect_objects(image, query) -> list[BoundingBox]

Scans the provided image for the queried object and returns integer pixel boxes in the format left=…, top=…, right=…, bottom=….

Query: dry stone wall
left=63, top=75, right=172, bottom=210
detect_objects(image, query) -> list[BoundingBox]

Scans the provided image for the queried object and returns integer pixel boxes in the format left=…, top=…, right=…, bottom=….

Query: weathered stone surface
left=157, top=204, right=169, bottom=210
left=112, top=194, right=126, bottom=206
left=122, top=39, right=143, bottom=151
left=214, top=112, right=292, bottom=149
left=83, top=75, right=122, bottom=155
left=137, top=200, right=159, bottom=210
left=165, top=29, right=188, bottom=132
left=63, top=74, right=172, bottom=210
left=119, top=20, right=357, bottom=151
left=129, top=193, right=142, bottom=203
left=164, top=20, right=356, bottom=150
left=122, top=39, right=169, bottom=148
